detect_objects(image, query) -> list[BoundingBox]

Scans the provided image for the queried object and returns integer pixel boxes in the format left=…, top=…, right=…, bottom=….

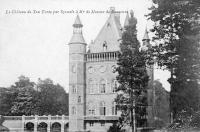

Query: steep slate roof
left=89, top=10, right=122, bottom=53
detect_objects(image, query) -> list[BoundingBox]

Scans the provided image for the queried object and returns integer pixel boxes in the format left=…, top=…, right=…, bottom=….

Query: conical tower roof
left=73, top=15, right=83, bottom=27
left=142, top=27, right=150, bottom=41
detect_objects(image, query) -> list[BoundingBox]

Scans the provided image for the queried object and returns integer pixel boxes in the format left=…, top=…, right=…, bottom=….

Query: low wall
left=3, top=119, right=23, bottom=131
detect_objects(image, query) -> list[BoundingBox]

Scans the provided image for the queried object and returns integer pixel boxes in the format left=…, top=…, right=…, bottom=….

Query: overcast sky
left=0, top=0, right=170, bottom=91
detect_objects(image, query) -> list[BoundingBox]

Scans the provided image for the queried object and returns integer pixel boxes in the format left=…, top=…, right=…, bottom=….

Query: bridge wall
left=3, top=120, right=23, bottom=131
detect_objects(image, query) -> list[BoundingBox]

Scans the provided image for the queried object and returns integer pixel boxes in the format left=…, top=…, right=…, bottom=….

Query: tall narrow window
left=103, top=41, right=107, bottom=52
left=99, top=101, right=106, bottom=115
left=112, top=101, right=117, bottom=115
left=88, top=79, right=94, bottom=94
left=88, top=102, right=95, bottom=115
left=100, top=79, right=106, bottom=93
left=111, top=80, right=118, bottom=93
left=72, top=85, right=77, bottom=94
left=78, top=96, right=81, bottom=103
left=72, top=106, right=76, bottom=115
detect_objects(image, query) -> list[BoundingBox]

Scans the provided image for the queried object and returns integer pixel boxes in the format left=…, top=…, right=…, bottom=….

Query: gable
left=89, top=13, right=122, bottom=53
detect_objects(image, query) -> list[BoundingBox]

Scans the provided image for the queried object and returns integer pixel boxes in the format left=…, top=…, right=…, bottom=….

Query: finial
left=73, top=15, right=83, bottom=28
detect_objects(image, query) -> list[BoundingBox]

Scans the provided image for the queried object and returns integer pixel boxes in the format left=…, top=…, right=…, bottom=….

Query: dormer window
left=103, top=41, right=107, bottom=52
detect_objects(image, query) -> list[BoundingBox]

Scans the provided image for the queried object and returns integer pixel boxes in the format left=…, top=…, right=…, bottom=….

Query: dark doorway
left=51, top=122, right=61, bottom=132
left=25, top=122, right=34, bottom=131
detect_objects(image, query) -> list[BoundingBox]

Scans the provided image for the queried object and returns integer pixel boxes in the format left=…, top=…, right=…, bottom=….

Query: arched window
left=99, top=79, right=106, bottom=93
left=103, top=41, right=107, bottom=52
left=72, top=85, right=77, bottom=94
left=99, top=101, right=106, bottom=115
left=78, top=96, right=81, bottom=103
left=111, top=79, right=118, bottom=93
left=112, top=101, right=117, bottom=115
left=88, top=79, right=94, bottom=94
left=88, top=102, right=95, bottom=115
left=72, top=106, right=76, bottom=115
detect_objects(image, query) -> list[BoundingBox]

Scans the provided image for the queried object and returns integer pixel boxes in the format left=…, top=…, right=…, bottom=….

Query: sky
left=0, top=0, right=170, bottom=92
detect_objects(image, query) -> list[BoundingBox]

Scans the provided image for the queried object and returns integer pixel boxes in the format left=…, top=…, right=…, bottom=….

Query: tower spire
left=141, top=27, right=150, bottom=51
left=142, top=26, right=150, bottom=41
left=73, top=15, right=83, bottom=28
left=69, top=15, right=85, bottom=44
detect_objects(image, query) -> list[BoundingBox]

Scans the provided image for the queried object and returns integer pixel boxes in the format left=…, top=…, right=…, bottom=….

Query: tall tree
left=10, top=75, right=37, bottom=115
left=36, top=78, right=68, bottom=115
left=0, top=88, right=14, bottom=115
left=148, top=0, right=200, bottom=120
left=115, top=11, right=149, bottom=132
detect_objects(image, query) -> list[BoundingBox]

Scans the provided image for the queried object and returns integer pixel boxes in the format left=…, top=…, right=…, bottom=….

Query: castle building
left=68, top=7, right=154, bottom=132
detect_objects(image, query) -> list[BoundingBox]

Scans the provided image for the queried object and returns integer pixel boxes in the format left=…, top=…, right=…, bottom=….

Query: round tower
left=68, top=15, right=86, bottom=132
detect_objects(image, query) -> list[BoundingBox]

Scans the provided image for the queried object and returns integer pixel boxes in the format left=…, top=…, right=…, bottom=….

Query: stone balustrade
left=86, top=51, right=119, bottom=62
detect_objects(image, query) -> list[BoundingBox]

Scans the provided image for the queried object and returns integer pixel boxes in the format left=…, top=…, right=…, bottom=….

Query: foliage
left=36, top=78, right=68, bottom=115
left=0, top=75, right=68, bottom=116
left=9, top=75, right=37, bottom=115
left=148, top=0, right=200, bottom=119
left=0, top=88, right=14, bottom=115
left=153, top=80, right=170, bottom=128
left=167, top=111, right=200, bottom=130
left=115, top=18, right=149, bottom=130
left=107, top=123, right=124, bottom=132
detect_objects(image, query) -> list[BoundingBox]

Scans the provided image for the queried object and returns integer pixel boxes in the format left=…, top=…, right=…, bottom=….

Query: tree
left=107, top=123, right=123, bottom=132
left=36, top=78, right=68, bottom=115
left=0, top=75, right=69, bottom=116
left=153, top=80, right=170, bottom=128
left=0, top=88, right=14, bottom=115
left=115, top=11, right=149, bottom=132
left=148, top=0, right=200, bottom=120
left=10, top=75, right=37, bottom=115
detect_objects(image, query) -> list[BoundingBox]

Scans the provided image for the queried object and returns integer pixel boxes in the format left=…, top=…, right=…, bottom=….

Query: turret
left=69, top=15, right=85, bottom=45
left=68, top=15, right=86, bottom=132
left=141, top=27, right=150, bottom=51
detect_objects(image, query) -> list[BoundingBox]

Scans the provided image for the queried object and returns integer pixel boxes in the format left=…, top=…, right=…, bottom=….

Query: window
left=89, top=122, right=94, bottom=126
left=101, top=122, right=105, bottom=126
left=72, top=64, right=76, bottom=73
left=72, top=85, right=77, bottom=94
left=72, top=106, right=76, bottom=115
left=111, top=65, right=116, bottom=73
left=78, top=96, right=81, bottom=103
left=103, top=41, right=107, bottom=52
left=88, top=102, right=95, bottom=115
left=99, top=101, right=106, bottom=115
left=111, top=80, right=118, bottom=93
left=100, top=79, right=106, bottom=93
left=112, top=101, right=117, bottom=115
left=88, top=79, right=94, bottom=94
